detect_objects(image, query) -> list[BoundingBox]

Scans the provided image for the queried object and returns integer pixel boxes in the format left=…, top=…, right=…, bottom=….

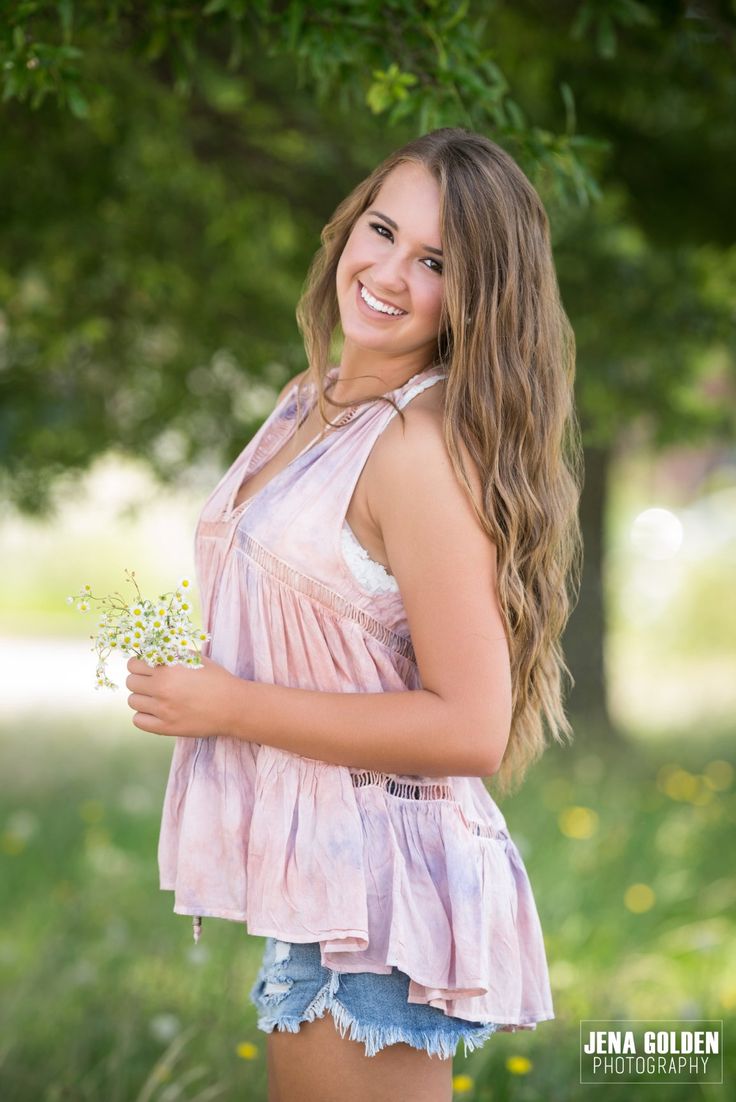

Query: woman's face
left=335, top=161, right=444, bottom=368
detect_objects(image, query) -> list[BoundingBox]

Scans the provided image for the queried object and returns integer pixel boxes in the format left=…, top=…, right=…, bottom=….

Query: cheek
left=336, top=247, right=348, bottom=285
left=340, top=226, right=381, bottom=273
left=337, top=241, right=362, bottom=293
left=417, top=282, right=444, bottom=328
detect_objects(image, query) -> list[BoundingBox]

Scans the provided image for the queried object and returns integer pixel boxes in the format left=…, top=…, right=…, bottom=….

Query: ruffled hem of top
left=158, top=743, right=555, bottom=1030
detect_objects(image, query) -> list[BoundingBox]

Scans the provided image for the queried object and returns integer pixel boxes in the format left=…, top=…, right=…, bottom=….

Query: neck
left=331, top=338, right=437, bottom=403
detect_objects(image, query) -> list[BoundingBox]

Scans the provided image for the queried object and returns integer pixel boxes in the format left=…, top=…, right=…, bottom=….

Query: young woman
left=126, top=127, right=583, bottom=1102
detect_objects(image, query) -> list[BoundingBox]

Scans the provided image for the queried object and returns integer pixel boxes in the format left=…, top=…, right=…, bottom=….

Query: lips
left=356, top=280, right=407, bottom=319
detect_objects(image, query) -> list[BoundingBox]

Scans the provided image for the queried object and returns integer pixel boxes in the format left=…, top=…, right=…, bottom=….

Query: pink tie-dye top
left=157, top=365, right=555, bottom=1030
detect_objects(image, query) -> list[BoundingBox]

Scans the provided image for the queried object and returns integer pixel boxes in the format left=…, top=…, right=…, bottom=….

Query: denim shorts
left=248, top=937, right=501, bottom=1060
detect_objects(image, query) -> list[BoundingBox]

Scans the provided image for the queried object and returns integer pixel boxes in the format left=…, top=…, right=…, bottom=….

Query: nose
left=369, top=251, right=408, bottom=296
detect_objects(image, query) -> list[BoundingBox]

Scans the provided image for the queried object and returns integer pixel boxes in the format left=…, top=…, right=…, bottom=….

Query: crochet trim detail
left=349, top=769, right=510, bottom=841
left=234, top=528, right=417, bottom=665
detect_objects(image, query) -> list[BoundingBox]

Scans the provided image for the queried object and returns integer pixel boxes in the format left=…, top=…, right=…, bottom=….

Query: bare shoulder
left=366, top=377, right=484, bottom=527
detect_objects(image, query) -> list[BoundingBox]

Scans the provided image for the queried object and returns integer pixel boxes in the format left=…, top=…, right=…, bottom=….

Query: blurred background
left=1, top=3, right=734, bottom=1100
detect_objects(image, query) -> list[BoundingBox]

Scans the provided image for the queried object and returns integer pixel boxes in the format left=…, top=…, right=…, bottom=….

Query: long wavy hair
left=294, top=127, right=584, bottom=797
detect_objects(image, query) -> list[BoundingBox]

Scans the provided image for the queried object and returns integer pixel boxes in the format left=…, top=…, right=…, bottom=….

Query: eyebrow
left=367, top=209, right=443, bottom=257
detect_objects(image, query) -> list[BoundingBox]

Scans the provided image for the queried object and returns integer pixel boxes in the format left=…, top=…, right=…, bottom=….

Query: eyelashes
left=369, top=222, right=443, bottom=275
left=371, top=222, right=392, bottom=240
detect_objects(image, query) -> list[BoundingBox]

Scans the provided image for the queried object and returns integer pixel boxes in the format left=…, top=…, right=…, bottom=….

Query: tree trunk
left=563, top=441, right=623, bottom=743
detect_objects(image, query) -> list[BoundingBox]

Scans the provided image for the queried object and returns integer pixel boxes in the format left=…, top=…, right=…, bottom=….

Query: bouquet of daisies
left=67, top=568, right=211, bottom=944
left=66, top=567, right=211, bottom=690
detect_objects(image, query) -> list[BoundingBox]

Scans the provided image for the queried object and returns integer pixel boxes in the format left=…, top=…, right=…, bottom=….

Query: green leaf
left=2, top=72, right=19, bottom=101
left=67, top=84, right=89, bottom=118
left=506, top=98, right=526, bottom=130
left=387, top=96, right=416, bottom=125
left=59, top=0, right=74, bottom=37
left=228, top=26, right=243, bottom=69
left=366, top=81, right=391, bottom=115
left=597, top=15, right=617, bottom=59
left=570, top=4, right=593, bottom=41
left=30, top=84, right=47, bottom=109
left=560, top=81, right=576, bottom=135
left=143, top=29, right=168, bottom=62
left=442, top=0, right=470, bottom=34
left=286, top=3, right=305, bottom=51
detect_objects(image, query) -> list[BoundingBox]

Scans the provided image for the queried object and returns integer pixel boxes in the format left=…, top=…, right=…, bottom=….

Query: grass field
left=1, top=706, right=733, bottom=1100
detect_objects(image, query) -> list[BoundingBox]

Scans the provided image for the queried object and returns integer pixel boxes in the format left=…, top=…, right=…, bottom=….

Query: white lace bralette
left=337, top=372, right=447, bottom=596
left=341, top=520, right=399, bottom=594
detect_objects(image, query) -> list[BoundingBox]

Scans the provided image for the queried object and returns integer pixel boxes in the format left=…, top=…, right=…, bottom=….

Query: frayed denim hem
left=254, top=965, right=501, bottom=1060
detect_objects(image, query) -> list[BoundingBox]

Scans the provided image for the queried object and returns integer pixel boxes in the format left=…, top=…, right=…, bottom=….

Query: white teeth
left=360, top=284, right=405, bottom=316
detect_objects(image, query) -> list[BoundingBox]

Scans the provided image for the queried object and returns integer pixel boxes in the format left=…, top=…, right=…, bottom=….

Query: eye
left=370, top=221, right=393, bottom=240
left=369, top=220, right=443, bottom=275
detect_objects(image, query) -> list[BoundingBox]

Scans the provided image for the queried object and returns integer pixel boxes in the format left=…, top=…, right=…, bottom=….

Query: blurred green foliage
left=0, top=709, right=733, bottom=1099
left=1, top=1, right=734, bottom=515
left=1, top=0, right=604, bottom=198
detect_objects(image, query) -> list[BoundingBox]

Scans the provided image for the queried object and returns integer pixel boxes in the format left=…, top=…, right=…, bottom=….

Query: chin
left=342, top=329, right=400, bottom=354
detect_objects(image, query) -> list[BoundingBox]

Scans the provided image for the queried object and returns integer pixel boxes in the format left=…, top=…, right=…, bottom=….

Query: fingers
left=131, top=710, right=164, bottom=735
left=127, top=657, right=153, bottom=674
left=127, top=692, right=157, bottom=712
left=126, top=673, right=153, bottom=692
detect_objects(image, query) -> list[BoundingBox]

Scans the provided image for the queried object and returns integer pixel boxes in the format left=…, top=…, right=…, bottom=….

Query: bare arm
left=371, top=406, right=512, bottom=774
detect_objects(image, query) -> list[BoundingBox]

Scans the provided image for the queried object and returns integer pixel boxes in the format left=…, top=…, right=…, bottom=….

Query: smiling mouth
left=358, top=281, right=407, bottom=317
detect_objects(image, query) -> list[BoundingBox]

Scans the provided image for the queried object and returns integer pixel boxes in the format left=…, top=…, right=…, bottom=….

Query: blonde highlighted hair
left=295, top=127, right=584, bottom=796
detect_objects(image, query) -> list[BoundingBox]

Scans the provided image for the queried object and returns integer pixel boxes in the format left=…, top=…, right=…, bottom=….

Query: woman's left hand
left=126, top=653, right=237, bottom=739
